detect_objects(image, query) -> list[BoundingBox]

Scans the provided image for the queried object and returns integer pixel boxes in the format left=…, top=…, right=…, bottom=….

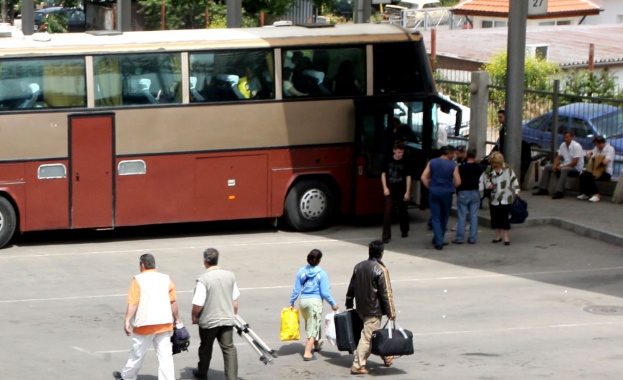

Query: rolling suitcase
left=334, top=309, right=363, bottom=354
left=234, top=314, right=278, bottom=365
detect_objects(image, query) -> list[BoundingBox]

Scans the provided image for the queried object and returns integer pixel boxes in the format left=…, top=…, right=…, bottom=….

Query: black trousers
left=382, top=193, right=409, bottom=240
left=579, top=171, right=611, bottom=196
left=489, top=203, right=511, bottom=230
left=197, top=325, right=238, bottom=380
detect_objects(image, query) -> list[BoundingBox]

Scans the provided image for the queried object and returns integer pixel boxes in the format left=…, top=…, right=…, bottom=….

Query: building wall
left=470, top=15, right=582, bottom=29
left=582, top=0, right=623, bottom=25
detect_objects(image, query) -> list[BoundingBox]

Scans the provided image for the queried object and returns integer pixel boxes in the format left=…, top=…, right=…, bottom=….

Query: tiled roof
left=423, top=24, right=623, bottom=67
left=453, top=0, right=603, bottom=17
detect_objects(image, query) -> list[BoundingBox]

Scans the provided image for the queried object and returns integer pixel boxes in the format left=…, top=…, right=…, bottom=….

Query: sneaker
left=588, top=195, right=601, bottom=202
left=112, top=372, right=124, bottom=380
left=382, top=238, right=390, bottom=244
left=401, top=232, right=408, bottom=238
left=533, top=189, right=548, bottom=196
left=577, top=194, right=590, bottom=200
left=350, top=366, right=369, bottom=375
left=450, top=223, right=458, bottom=231
left=552, top=192, right=564, bottom=199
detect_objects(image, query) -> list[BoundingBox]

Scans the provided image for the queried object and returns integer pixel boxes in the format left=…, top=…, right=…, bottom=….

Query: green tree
left=483, top=51, right=559, bottom=118
left=563, top=69, right=620, bottom=100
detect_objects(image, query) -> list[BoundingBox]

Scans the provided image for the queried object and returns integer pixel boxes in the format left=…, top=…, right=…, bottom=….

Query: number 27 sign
left=528, top=0, right=548, bottom=15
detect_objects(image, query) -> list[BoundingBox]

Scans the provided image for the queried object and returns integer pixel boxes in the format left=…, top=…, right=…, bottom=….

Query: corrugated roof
left=424, top=24, right=623, bottom=68
left=453, top=0, right=603, bottom=17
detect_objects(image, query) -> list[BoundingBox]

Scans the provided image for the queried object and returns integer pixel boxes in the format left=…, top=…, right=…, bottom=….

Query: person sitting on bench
left=533, top=130, right=584, bottom=199
left=577, top=135, right=615, bottom=203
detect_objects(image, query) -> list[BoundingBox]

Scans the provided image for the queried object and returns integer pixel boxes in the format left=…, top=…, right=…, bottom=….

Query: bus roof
left=0, top=23, right=421, bottom=57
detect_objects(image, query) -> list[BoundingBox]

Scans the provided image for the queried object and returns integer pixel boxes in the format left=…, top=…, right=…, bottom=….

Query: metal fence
left=381, top=8, right=468, bottom=31
left=436, top=69, right=623, bottom=179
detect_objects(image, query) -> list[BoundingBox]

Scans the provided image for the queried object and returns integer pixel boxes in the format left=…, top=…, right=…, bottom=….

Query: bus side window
left=95, top=53, right=181, bottom=107
left=373, top=42, right=430, bottom=95
left=18, top=83, right=41, bottom=109
left=190, top=50, right=274, bottom=102
left=282, top=46, right=366, bottom=98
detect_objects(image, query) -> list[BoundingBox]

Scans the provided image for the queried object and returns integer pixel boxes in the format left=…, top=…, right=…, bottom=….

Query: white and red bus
left=0, top=23, right=459, bottom=248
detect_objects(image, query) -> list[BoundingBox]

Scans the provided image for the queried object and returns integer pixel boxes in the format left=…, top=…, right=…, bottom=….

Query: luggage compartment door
left=69, top=114, right=115, bottom=229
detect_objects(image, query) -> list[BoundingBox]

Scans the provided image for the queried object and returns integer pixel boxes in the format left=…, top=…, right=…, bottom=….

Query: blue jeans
left=456, top=190, right=480, bottom=243
left=430, top=191, right=453, bottom=246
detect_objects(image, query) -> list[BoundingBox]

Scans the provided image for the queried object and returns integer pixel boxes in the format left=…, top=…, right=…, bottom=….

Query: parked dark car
left=522, top=102, right=623, bottom=177
left=34, top=7, right=86, bottom=33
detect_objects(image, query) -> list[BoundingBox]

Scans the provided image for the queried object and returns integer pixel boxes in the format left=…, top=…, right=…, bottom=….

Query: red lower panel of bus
left=3, top=146, right=355, bottom=233
left=114, top=147, right=354, bottom=227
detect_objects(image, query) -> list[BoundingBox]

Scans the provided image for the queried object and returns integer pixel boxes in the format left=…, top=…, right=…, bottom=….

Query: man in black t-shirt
left=381, top=140, right=412, bottom=243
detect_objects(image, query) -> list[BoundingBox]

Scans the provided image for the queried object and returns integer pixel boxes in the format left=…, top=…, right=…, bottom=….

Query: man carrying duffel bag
left=345, top=240, right=396, bottom=375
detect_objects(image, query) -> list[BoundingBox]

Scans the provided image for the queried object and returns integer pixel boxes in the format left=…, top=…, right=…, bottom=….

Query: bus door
left=69, top=114, right=115, bottom=229
left=354, top=99, right=433, bottom=214
left=353, top=101, right=391, bottom=215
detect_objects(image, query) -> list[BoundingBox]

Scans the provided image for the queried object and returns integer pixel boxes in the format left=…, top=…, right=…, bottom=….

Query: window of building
left=482, top=20, right=507, bottom=28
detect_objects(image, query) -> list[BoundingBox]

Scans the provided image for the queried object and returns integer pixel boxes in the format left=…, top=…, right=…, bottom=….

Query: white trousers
left=121, top=330, right=175, bottom=380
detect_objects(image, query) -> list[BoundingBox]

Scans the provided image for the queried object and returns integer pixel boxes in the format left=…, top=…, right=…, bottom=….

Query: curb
left=474, top=214, right=623, bottom=247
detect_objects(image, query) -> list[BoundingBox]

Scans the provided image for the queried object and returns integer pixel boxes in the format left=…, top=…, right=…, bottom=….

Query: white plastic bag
left=325, top=312, right=337, bottom=346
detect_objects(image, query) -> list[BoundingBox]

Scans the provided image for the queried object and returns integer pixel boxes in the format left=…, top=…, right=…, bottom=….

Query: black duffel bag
left=371, top=320, right=414, bottom=357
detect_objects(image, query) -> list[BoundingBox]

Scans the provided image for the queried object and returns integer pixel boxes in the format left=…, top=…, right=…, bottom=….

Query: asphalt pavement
left=1, top=189, right=623, bottom=380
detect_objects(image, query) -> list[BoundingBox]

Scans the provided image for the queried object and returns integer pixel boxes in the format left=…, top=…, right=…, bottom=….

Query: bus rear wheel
left=284, top=179, right=335, bottom=231
left=0, top=197, right=16, bottom=249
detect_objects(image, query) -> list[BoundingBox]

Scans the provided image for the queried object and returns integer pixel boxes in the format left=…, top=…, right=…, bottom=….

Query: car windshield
left=398, top=2, right=420, bottom=9
left=591, top=110, right=623, bottom=138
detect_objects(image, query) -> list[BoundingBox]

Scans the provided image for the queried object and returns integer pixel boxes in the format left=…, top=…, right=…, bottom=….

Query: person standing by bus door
left=381, top=140, right=412, bottom=243
left=421, top=145, right=461, bottom=250
left=113, top=253, right=181, bottom=380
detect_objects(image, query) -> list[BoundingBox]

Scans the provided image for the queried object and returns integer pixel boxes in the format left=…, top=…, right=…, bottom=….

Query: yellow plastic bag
left=280, top=307, right=300, bottom=341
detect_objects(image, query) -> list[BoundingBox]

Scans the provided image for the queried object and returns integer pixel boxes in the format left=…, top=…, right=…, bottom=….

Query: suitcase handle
left=383, top=320, right=409, bottom=340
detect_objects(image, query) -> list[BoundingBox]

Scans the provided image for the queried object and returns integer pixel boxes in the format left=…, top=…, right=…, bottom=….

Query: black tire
left=0, top=197, right=16, bottom=249
left=284, top=179, right=335, bottom=231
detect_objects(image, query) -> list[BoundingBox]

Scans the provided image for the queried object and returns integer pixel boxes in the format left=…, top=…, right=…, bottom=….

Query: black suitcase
left=334, top=309, right=363, bottom=354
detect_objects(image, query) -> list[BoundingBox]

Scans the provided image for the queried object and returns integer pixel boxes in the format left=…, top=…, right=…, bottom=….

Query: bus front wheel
left=284, top=179, right=335, bottom=231
left=0, top=197, right=16, bottom=249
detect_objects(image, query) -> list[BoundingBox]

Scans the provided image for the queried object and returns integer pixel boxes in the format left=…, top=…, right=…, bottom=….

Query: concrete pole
left=354, top=0, right=371, bottom=23
left=121, top=0, right=132, bottom=31
left=227, top=0, right=242, bottom=28
left=21, top=0, right=34, bottom=35
left=117, top=0, right=123, bottom=31
left=504, top=0, right=528, bottom=179
left=469, top=71, right=490, bottom=161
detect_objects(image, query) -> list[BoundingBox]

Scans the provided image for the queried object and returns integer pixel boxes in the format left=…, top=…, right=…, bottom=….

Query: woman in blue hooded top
left=289, top=249, right=339, bottom=361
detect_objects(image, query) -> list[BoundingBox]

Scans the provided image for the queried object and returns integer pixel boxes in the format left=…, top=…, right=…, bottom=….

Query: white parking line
left=0, top=237, right=372, bottom=259
left=81, top=320, right=623, bottom=356
left=2, top=265, right=623, bottom=304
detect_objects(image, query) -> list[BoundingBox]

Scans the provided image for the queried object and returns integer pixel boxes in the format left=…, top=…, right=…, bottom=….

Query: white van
left=384, top=0, right=447, bottom=27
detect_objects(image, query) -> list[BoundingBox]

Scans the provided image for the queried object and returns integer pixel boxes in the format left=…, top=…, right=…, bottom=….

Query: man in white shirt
left=577, top=135, right=616, bottom=202
left=191, top=248, right=239, bottom=380
left=533, top=130, right=584, bottom=199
